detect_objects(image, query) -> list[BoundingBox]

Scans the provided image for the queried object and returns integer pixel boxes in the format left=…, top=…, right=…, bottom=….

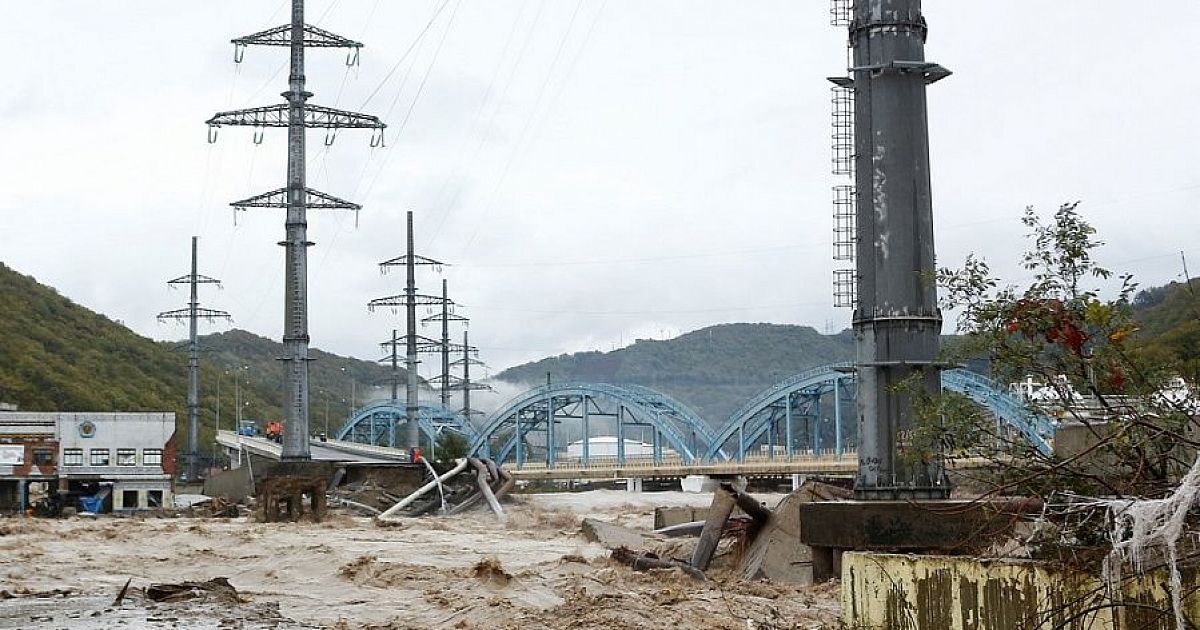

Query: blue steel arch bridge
left=335, top=400, right=478, bottom=459
left=334, top=364, right=1055, bottom=471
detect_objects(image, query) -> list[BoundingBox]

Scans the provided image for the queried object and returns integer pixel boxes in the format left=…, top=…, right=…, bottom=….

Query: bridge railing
left=503, top=450, right=859, bottom=471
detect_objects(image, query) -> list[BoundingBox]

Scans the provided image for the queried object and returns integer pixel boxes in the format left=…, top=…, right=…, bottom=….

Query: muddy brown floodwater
left=0, top=490, right=840, bottom=629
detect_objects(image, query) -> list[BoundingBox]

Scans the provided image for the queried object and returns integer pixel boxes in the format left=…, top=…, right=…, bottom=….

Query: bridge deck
left=216, top=431, right=407, bottom=465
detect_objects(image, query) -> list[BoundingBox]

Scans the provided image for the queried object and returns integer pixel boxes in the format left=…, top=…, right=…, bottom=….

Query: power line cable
left=358, top=0, right=454, bottom=109
left=458, top=0, right=587, bottom=256
left=358, top=0, right=464, bottom=205
left=424, top=0, right=533, bottom=244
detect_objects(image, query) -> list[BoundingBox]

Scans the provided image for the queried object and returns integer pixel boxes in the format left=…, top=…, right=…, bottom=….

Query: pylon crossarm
left=422, top=311, right=468, bottom=324
left=427, top=341, right=473, bottom=355
left=450, top=355, right=485, bottom=367
left=426, top=374, right=464, bottom=386
left=367, top=293, right=449, bottom=311
left=446, top=381, right=493, bottom=392
left=231, top=187, right=361, bottom=211
left=157, top=307, right=231, bottom=323
left=168, top=274, right=222, bottom=286
left=379, top=254, right=444, bottom=270
left=233, top=24, right=363, bottom=50
left=379, top=333, right=439, bottom=349
left=206, top=104, right=384, bottom=129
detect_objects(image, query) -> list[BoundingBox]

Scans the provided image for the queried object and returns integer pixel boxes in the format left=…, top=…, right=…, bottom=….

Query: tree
left=934, top=202, right=1200, bottom=626
left=433, top=430, right=469, bottom=466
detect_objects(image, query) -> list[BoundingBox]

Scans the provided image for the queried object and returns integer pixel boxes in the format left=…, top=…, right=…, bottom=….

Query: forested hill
left=1132, top=278, right=1200, bottom=381
left=494, top=324, right=856, bottom=425
left=0, top=261, right=400, bottom=452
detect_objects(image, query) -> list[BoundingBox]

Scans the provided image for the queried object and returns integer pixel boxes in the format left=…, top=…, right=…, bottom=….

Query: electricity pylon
left=157, top=237, right=231, bottom=481
left=422, top=278, right=469, bottom=407
left=449, top=330, right=491, bottom=422
left=368, top=211, right=451, bottom=454
left=205, top=0, right=385, bottom=461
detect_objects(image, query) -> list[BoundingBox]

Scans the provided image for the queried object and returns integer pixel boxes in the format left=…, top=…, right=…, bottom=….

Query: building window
left=63, top=449, right=83, bottom=467
left=122, top=490, right=139, bottom=509
left=90, top=449, right=110, bottom=466
left=147, top=490, right=163, bottom=508
left=142, top=449, right=163, bottom=466
left=32, top=449, right=54, bottom=466
left=116, top=449, right=137, bottom=467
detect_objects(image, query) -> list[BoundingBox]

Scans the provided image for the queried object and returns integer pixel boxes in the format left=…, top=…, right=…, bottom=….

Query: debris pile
left=597, top=480, right=851, bottom=585
left=376, top=457, right=512, bottom=522
left=145, top=577, right=242, bottom=604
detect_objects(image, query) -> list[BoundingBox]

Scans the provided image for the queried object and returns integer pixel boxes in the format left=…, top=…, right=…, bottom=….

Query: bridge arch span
left=335, top=400, right=476, bottom=453
left=705, top=365, right=1054, bottom=461
left=467, top=383, right=712, bottom=466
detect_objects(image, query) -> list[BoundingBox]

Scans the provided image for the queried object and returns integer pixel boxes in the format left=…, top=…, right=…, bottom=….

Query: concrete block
left=799, top=499, right=1027, bottom=551
left=580, top=518, right=649, bottom=550
left=202, top=467, right=252, bottom=503
left=738, top=490, right=813, bottom=584
left=843, top=552, right=1200, bottom=629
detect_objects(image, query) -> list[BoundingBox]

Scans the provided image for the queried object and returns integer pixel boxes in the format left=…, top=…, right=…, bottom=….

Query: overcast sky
left=1, top=1, right=1197, bottom=379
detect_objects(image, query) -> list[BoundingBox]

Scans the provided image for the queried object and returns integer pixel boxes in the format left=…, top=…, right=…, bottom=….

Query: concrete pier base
left=680, top=475, right=716, bottom=493
left=625, top=477, right=643, bottom=493
left=791, top=474, right=805, bottom=491
left=799, top=498, right=1040, bottom=581
left=252, top=460, right=334, bottom=523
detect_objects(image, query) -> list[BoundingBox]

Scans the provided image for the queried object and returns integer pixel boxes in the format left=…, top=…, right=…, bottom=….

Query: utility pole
left=368, top=211, right=451, bottom=456
left=207, top=0, right=385, bottom=461
left=422, top=278, right=469, bottom=408
left=829, top=0, right=950, bottom=499
left=157, top=236, right=231, bottom=481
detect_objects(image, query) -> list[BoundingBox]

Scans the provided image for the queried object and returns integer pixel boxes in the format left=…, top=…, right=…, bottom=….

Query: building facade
left=0, top=412, right=176, bottom=512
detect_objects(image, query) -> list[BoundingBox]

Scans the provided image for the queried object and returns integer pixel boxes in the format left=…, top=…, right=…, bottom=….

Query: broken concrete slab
left=201, top=467, right=252, bottom=503
left=737, top=488, right=813, bottom=584
left=654, top=505, right=748, bottom=530
left=580, top=518, right=649, bottom=550
left=737, top=480, right=852, bottom=584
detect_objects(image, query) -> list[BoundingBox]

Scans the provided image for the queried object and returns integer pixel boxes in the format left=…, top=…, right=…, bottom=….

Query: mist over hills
left=495, top=323, right=856, bottom=425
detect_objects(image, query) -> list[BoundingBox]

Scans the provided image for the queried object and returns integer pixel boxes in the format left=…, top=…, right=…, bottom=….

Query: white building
left=0, top=411, right=176, bottom=512
left=565, top=436, right=677, bottom=459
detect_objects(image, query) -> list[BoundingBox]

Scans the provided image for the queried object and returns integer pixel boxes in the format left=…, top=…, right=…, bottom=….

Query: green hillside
left=1132, top=278, right=1200, bottom=381
left=0, top=262, right=403, bottom=463
left=495, top=323, right=856, bottom=425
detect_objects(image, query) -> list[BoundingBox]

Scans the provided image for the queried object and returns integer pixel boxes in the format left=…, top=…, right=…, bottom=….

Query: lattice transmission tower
left=205, top=0, right=385, bottom=460
left=157, top=237, right=231, bottom=481
left=368, top=211, right=452, bottom=454
left=422, top=278, right=470, bottom=407
left=449, top=330, right=491, bottom=422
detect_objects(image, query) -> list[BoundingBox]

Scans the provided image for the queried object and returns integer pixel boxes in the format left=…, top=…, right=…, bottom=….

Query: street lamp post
left=340, top=366, right=357, bottom=412
left=216, top=370, right=224, bottom=433
left=234, top=365, right=249, bottom=428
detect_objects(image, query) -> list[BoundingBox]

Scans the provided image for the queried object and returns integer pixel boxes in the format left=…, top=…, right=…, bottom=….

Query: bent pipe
left=377, top=457, right=470, bottom=521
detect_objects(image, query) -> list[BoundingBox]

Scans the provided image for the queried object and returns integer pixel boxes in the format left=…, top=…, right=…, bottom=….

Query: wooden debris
left=145, top=577, right=241, bottom=604
left=612, top=547, right=705, bottom=581
left=112, top=578, right=132, bottom=606
left=689, top=486, right=737, bottom=570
